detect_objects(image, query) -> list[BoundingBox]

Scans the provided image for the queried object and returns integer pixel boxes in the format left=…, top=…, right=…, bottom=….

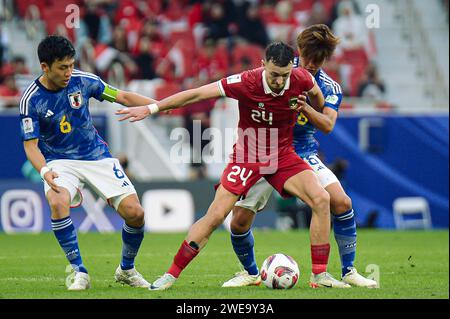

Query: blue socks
left=121, top=223, right=144, bottom=270
left=333, top=209, right=357, bottom=277
left=230, top=229, right=259, bottom=275
left=52, top=216, right=88, bottom=273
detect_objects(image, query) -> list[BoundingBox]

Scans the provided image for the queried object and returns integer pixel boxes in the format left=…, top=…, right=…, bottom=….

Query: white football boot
left=222, top=271, right=262, bottom=288
left=148, top=273, right=176, bottom=291
left=68, top=272, right=91, bottom=291
left=342, top=267, right=379, bottom=288
left=309, top=272, right=351, bottom=288
left=115, top=266, right=151, bottom=288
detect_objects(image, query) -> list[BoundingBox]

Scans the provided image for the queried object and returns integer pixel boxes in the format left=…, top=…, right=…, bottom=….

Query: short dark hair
left=37, top=35, right=76, bottom=67
left=265, top=42, right=295, bottom=67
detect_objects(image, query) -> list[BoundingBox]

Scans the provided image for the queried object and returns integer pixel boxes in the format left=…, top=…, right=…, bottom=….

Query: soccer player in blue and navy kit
left=19, top=35, right=156, bottom=290
left=222, top=24, right=378, bottom=288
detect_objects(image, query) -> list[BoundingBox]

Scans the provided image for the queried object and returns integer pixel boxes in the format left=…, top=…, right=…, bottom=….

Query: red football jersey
left=218, top=67, right=315, bottom=163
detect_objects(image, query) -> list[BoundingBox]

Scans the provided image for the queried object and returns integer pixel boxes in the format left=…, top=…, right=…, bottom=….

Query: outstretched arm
left=115, top=90, right=158, bottom=107
left=116, top=82, right=222, bottom=122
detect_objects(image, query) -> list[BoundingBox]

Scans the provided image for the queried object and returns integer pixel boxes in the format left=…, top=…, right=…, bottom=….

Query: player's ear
left=40, top=62, right=49, bottom=73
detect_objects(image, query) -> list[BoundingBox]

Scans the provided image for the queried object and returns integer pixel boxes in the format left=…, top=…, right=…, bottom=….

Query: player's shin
left=333, top=209, right=357, bottom=277
left=231, top=229, right=259, bottom=275
left=51, top=216, right=88, bottom=273
left=168, top=240, right=200, bottom=278
left=309, top=210, right=331, bottom=275
left=121, top=223, right=145, bottom=270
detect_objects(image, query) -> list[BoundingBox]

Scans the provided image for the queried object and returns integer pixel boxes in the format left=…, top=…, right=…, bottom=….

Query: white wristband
left=40, top=166, right=50, bottom=179
left=147, top=103, right=160, bottom=114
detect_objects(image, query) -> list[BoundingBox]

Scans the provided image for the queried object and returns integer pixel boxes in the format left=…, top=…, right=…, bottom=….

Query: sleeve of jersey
left=217, top=72, right=247, bottom=99
left=19, top=101, right=40, bottom=141
left=324, top=92, right=343, bottom=112
left=86, top=75, right=118, bottom=103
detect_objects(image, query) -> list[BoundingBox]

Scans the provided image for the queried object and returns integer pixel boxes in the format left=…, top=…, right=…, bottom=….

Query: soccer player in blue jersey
left=19, top=35, right=156, bottom=290
left=222, top=24, right=378, bottom=288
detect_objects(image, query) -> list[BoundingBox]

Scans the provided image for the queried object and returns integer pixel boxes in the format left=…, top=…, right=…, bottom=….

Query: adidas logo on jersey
left=121, top=181, right=129, bottom=187
left=45, top=110, right=54, bottom=118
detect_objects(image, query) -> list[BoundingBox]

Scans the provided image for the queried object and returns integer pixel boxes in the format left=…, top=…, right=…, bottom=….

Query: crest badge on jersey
left=68, top=91, right=83, bottom=109
left=289, top=97, right=299, bottom=109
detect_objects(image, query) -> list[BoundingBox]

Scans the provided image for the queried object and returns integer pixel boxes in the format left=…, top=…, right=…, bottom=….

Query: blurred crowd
left=1, top=0, right=387, bottom=107
left=0, top=0, right=392, bottom=178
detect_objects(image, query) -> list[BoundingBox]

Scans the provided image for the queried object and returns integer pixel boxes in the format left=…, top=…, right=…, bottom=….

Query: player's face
left=42, top=57, right=75, bottom=89
left=299, top=54, right=324, bottom=76
left=263, top=60, right=293, bottom=93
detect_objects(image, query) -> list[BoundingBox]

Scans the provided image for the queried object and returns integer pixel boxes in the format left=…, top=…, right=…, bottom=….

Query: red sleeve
left=296, top=67, right=315, bottom=92
left=218, top=71, right=249, bottom=100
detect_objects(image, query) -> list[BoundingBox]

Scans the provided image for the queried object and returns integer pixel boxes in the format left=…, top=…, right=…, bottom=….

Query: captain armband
left=101, top=84, right=119, bottom=103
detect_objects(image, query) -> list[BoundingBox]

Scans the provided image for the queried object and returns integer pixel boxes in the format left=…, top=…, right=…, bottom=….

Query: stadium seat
left=393, top=197, right=432, bottom=230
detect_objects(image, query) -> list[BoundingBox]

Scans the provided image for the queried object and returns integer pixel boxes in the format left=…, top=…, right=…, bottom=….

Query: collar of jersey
left=262, top=70, right=290, bottom=96
left=35, top=77, right=66, bottom=93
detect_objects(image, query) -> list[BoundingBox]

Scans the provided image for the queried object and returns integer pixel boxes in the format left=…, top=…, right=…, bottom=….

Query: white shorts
left=44, top=158, right=136, bottom=210
left=235, top=153, right=339, bottom=213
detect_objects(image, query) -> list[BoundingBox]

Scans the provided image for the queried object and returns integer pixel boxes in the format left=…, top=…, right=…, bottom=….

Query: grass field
left=0, top=230, right=448, bottom=299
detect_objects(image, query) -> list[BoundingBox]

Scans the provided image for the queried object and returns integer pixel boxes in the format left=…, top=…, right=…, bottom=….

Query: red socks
left=311, top=243, right=330, bottom=275
left=168, top=240, right=199, bottom=278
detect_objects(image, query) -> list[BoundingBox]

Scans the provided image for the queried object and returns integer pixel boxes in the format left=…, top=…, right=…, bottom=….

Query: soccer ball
left=260, top=253, right=300, bottom=289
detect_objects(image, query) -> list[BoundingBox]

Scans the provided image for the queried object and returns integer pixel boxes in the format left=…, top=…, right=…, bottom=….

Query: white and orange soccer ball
left=260, top=253, right=300, bottom=289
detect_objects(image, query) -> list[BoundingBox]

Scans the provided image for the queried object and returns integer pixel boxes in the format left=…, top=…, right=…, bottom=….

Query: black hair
left=265, top=42, right=295, bottom=67
left=37, top=35, right=76, bottom=67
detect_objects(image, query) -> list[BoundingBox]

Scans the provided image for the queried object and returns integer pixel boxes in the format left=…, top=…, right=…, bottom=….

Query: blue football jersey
left=292, top=68, right=342, bottom=157
left=19, top=69, right=115, bottom=161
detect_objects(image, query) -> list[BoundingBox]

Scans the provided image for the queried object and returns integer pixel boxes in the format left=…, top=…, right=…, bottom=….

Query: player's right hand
left=44, top=171, right=60, bottom=193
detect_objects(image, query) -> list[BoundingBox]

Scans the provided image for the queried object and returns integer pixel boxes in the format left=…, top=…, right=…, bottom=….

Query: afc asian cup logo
left=68, top=91, right=83, bottom=109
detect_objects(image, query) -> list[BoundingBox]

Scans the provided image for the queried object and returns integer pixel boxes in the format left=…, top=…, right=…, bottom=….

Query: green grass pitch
left=0, top=230, right=448, bottom=299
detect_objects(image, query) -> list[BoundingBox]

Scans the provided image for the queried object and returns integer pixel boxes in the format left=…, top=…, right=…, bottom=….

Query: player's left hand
left=116, top=106, right=150, bottom=122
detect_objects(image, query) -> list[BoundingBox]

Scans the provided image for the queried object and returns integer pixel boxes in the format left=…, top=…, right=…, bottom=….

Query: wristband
left=147, top=103, right=160, bottom=114
left=40, top=166, right=50, bottom=179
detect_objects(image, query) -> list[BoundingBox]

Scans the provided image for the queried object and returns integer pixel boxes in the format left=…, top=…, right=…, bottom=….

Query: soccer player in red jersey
left=117, top=42, right=332, bottom=291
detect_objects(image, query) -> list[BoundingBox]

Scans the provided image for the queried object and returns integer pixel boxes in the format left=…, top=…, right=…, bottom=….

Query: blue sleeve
left=324, top=92, right=342, bottom=112
left=79, top=72, right=106, bottom=101
left=19, top=99, right=40, bottom=141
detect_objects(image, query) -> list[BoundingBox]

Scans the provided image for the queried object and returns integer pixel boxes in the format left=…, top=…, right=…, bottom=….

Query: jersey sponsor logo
left=325, top=94, right=339, bottom=105
left=258, top=102, right=265, bottom=109
left=68, top=91, right=83, bottom=109
left=289, top=97, right=299, bottom=109
left=22, top=117, right=34, bottom=133
left=226, top=74, right=242, bottom=84
left=251, top=110, right=273, bottom=125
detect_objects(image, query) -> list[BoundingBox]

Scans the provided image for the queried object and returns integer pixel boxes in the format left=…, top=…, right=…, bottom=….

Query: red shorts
left=218, top=149, right=312, bottom=198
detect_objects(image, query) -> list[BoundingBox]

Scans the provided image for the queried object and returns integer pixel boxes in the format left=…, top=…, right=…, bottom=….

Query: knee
left=230, top=208, right=253, bottom=234
left=332, top=195, right=352, bottom=214
left=230, top=218, right=251, bottom=234
left=311, top=190, right=330, bottom=212
left=123, top=203, right=145, bottom=225
left=47, top=194, right=70, bottom=214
